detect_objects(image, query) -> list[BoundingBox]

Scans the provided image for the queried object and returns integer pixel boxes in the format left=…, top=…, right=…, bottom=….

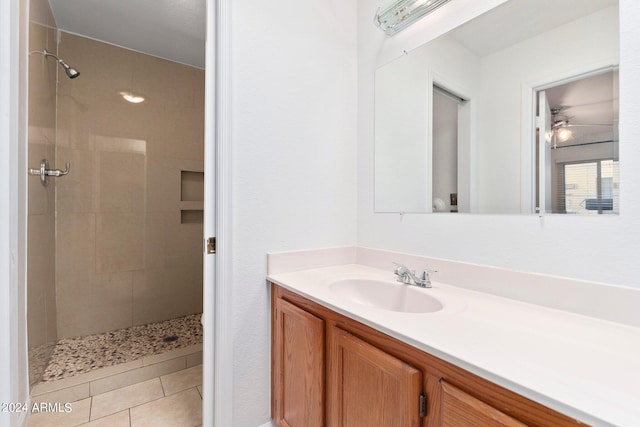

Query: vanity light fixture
left=118, top=91, right=146, bottom=104
left=375, top=0, right=452, bottom=36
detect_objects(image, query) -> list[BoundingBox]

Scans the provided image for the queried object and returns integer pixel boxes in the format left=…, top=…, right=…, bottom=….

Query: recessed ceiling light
left=119, top=91, right=146, bottom=104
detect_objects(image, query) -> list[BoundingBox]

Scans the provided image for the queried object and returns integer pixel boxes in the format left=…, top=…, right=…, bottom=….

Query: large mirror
left=375, top=0, right=619, bottom=214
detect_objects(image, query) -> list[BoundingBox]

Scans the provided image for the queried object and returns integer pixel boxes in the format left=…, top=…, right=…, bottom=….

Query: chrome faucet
left=393, top=263, right=437, bottom=288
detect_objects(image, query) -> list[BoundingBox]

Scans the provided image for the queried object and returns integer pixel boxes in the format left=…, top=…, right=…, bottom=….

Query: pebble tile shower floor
left=41, top=314, right=203, bottom=383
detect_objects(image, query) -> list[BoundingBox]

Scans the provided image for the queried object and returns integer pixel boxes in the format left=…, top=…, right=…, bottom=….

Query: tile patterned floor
left=41, top=314, right=203, bottom=382
left=27, top=365, right=203, bottom=427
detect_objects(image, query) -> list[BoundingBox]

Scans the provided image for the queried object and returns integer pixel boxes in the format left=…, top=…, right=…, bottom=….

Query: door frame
left=0, top=0, right=235, bottom=426
left=1, top=0, right=29, bottom=425
left=520, top=62, right=618, bottom=215
left=204, top=0, right=234, bottom=425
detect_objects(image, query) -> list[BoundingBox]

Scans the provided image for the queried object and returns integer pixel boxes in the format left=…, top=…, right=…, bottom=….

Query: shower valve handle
left=29, top=159, right=70, bottom=186
left=46, top=162, right=71, bottom=177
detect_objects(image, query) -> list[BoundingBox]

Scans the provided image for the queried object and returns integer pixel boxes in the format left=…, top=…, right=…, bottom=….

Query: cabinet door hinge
left=419, top=392, right=427, bottom=418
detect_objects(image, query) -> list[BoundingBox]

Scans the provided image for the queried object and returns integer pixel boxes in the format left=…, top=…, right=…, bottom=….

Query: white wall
left=358, top=0, right=640, bottom=288
left=375, top=55, right=431, bottom=212
left=230, top=0, right=357, bottom=425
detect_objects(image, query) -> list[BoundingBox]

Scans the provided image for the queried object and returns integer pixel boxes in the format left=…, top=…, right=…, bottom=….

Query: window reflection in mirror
left=535, top=70, right=619, bottom=215
left=374, top=0, right=619, bottom=215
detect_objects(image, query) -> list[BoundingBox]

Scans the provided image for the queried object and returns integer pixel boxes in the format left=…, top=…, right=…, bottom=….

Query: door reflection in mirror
left=432, top=85, right=467, bottom=213
left=535, top=69, right=619, bottom=215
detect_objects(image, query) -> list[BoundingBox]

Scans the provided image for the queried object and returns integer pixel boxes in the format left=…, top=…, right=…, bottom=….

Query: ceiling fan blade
left=565, top=123, right=614, bottom=127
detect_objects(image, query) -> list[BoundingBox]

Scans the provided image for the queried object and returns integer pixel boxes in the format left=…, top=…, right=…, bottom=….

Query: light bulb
left=119, top=91, right=146, bottom=104
left=557, top=128, right=572, bottom=142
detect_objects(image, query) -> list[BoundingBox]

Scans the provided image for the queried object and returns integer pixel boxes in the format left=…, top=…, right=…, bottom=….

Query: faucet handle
left=392, top=262, right=412, bottom=283
left=420, top=268, right=438, bottom=278
left=392, top=262, right=408, bottom=273
left=418, top=269, right=438, bottom=287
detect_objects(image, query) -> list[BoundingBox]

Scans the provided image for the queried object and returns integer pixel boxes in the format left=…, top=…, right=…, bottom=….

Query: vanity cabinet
left=328, top=327, right=423, bottom=426
left=272, top=298, right=325, bottom=427
left=271, top=284, right=584, bottom=427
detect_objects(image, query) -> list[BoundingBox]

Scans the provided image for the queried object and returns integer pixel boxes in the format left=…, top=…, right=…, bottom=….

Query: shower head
left=43, top=49, right=80, bottom=79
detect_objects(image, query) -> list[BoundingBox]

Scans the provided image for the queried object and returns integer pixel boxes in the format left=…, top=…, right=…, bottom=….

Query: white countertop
left=268, top=264, right=640, bottom=427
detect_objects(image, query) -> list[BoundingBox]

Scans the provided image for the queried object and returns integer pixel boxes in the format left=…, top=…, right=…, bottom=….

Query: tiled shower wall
left=55, top=32, right=205, bottom=338
left=27, top=21, right=58, bottom=385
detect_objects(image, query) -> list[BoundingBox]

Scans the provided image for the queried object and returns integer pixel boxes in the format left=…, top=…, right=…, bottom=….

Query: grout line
left=87, top=396, right=93, bottom=424
left=159, top=375, right=166, bottom=397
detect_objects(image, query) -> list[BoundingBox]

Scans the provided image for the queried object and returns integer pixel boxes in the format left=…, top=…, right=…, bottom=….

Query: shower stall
left=27, top=25, right=205, bottom=387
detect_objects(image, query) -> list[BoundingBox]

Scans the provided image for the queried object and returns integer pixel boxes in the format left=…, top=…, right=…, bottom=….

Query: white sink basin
left=329, top=278, right=444, bottom=314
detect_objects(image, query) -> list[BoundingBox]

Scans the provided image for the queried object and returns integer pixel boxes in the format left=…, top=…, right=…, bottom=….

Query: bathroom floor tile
left=130, top=387, right=202, bottom=427
left=160, top=364, right=202, bottom=395
left=29, top=366, right=203, bottom=427
left=78, top=410, right=130, bottom=427
left=90, top=378, right=164, bottom=420
left=26, top=397, right=91, bottom=427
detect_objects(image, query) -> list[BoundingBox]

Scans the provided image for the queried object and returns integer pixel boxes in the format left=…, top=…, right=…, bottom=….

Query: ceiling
left=48, top=0, right=206, bottom=68
left=449, top=0, right=618, bottom=57
left=446, top=0, right=619, bottom=146
left=545, top=70, right=619, bottom=145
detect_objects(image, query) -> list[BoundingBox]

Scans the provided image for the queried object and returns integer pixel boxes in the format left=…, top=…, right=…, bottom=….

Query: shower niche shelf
left=180, top=170, right=204, bottom=224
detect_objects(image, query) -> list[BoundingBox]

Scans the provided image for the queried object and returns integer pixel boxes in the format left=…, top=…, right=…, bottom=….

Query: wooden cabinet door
left=440, top=381, right=527, bottom=427
left=272, top=298, right=325, bottom=427
left=328, top=327, right=423, bottom=427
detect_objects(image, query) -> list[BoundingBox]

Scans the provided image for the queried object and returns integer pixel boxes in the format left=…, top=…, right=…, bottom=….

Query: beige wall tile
left=30, top=359, right=144, bottom=396
left=186, top=351, right=203, bottom=368
left=89, top=357, right=186, bottom=396
left=53, top=31, right=204, bottom=338
left=142, top=344, right=202, bottom=367
left=55, top=213, right=95, bottom=283
left=132, top=268, right=200, bottom=325
left=31, top=382, right=90, bottom=405
left=56, top=272, right=133, bottom=338
left=95, top=213, right=144, bottom=273
left=27, top=22, right=58, bottom=387
left=27, top=214, right=56, bottom=348
left=27, top=144, right=55, bottom=215
left=55, top=148, right=98, bottom=214
left=145, top=158, right=181, bottom=214
left=97, top=150, right=136, bottom=213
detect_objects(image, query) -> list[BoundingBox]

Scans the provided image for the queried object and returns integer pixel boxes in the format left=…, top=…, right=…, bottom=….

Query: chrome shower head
left=61, top=63, right=80, bottom=79
left=43, top=49, right=80, bottom=79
